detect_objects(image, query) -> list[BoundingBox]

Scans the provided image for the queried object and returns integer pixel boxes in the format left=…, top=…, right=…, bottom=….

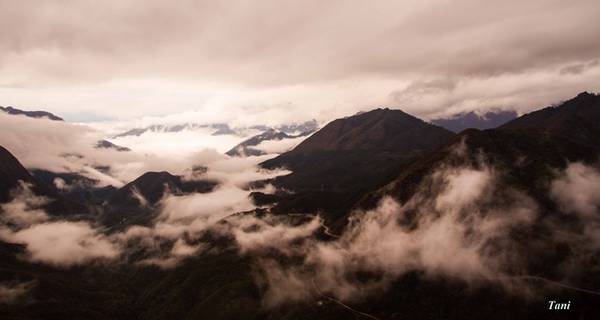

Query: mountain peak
left=565, top=90, right=599, bottom=107
left=106, top=170, right=217, bottom=210
left=500, top=91, right=600, bottom=147
left=289, top=107, right=451, bottom=153
left=575, top=91, right=596, bottom=98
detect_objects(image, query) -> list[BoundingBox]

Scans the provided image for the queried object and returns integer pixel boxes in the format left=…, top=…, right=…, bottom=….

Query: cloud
left=0, top=183, right=120, bottom=266
left=551, top=162, right=600, bottom=217
left=551, top=162, right=600, bottom=247
left=229, top=214, right=322, bottom=255
left=115, top=154, right=290, bottom=267
left=52, top=177, right=67, bottom=190
left=0, top=281, right=34, bottom=304
left=2, top=221, right=119, bottom=266
left=391, top=63, right=600, bottom=119
left=225, top=162, right=540, bottom=306
left=109, top=128, right=246, bottom=155
left=252, top=136, right=308, bottom=155
left=223, top=157, right=600, bottom=308
left=1, top=182, right=49, bottom=226
left=0, top=112, right=258, bottom=186
left=0, top=0, right=598, bottom=124
left=0, top=115, right=292, bottom=268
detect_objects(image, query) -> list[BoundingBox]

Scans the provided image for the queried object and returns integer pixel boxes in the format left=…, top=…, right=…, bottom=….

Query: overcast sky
left=0, top=0, right=599, bottom=125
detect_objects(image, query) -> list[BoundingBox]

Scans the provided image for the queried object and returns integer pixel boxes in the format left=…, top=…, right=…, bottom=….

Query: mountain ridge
left=431, top=110, right=517, bottom=133
left=259, top=108, right=455, bottom=219
left=0, top=106, right=63, bottom=121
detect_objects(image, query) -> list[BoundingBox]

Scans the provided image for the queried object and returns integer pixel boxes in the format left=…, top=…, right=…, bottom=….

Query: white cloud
left=551, top=162, right=600, bottom=216
left=253, top=136, right=308, bottom=155
left=0, top=182, right=49, bottom=226
left=225, top=163, right=540, bottom=305
left=551, top=162, right=600, bottom=247
left=1, top=221, right=120, bottom=266
left=0, top=183, right=120, bottom=267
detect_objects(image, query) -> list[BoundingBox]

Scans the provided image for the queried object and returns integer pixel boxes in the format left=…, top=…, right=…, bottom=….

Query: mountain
left=0, top=106, right=64, bottom=121
left=107, top=171, right=217, bottom=208
left=113, top=120, right=319, bottom=139
left=259, top=108, right=455, bottom=219
left=226, top=129, right=312, bottom=157
left=431, top=109, right=517, bottom=132
left=227, top=129, right=293, bottom=157
left=275, top=119, right=319, bottom=134
left=102, top=171, right=218, bottom=227
left=361, top=92, right=600, bottom=210
left=113, top=123, right=237, bottom=138
left=501, top=91, right=600, bottom=147
left=0, top=145, right=85, bottom=215
left=0, top=146, right=37, bottom=203
left=3, top=94, right=600, bottom=320
left=348, top=92, right=600, bottom=308
left=287, top=108, right=452, bottom=153
left=95, top=140, right=131, bottom=152
left=31, top=169, right=118, bottom=206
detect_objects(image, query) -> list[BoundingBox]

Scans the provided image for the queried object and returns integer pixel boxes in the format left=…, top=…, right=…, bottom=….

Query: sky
left=1, top=0, right=599, bottom=125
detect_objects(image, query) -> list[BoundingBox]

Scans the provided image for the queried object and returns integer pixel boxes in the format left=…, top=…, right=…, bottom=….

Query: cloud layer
left=0, top=0, right=598, bottom=123
left=224, top=162, right=543, bottom=306
left=0, top=183, right=119, bottom=266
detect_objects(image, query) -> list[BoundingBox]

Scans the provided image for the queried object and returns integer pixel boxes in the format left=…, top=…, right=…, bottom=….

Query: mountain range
left=113, top=119, right=319, bottom=138
left=1, top=93, right=600, bottom=319
left=226, top=128, right=314, bottom=157
left=0, top=106, right=64, bottom=121
left=431, top=109, right=517, bottom=132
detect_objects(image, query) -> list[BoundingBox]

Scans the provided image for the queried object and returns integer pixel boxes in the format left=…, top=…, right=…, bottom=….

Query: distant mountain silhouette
left=113, top=123, right=235, bottom=138
left=114, top=120, right=319, bottom=139
left=275, top=119, right=319, bottom=134
left=95, top=140, right=131, bottom=152
left=0, top=106, right=63, bottom=121
left=431, top=110, right=517, bottom=132
left=226, top=129, right=312, bottom=157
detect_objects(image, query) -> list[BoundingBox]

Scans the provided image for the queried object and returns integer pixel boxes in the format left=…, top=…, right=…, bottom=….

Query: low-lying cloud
left=114, top=155, right=289, bottom=267
left=551, top=162, right=600, bottom=247
left=0, top=111, right=274, bottom=187
left=0, top=183, right=119, bottom=266
left=225, top=162, right=541, bottom=306
left=551, top=162, right=600, bottom=217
